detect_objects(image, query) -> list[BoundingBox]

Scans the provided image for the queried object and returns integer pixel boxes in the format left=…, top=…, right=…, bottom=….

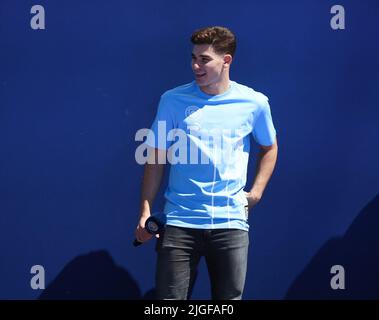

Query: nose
left=192, top=62, right=200, bottom=71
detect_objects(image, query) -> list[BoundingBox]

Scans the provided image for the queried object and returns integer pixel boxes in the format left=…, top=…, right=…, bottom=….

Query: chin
left=195, top=78, right=208, bottom=86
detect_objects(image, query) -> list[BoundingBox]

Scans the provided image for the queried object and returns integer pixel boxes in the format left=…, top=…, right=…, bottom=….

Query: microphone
left=133, top=212, right=166, bottom=247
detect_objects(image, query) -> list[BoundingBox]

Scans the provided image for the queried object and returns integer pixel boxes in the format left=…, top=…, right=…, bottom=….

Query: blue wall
left=1, top=0, right=378, bottom=299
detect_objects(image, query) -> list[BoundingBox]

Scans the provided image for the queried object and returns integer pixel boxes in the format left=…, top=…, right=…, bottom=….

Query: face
left=191, top=44, right=231, bottom=88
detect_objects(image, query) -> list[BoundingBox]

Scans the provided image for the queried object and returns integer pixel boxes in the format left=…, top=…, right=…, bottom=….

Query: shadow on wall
left=39, top=250, right=142, bottom=299
left=286, top=193, right=379, bottom=299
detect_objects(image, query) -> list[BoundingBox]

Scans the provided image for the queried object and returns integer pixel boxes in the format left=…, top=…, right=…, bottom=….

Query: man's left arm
left=245, top=137, right=278, bottom=210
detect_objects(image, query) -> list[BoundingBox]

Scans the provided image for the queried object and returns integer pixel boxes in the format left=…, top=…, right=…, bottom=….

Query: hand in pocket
left=244, top=191, right=261, bottom=211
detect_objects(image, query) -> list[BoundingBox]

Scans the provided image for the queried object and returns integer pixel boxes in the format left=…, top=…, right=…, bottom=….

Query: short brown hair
left=190, top=26, right=236, bottom=57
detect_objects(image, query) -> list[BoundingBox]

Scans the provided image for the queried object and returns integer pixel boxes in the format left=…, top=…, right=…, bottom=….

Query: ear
left=223, top=54, right=233, bottom=67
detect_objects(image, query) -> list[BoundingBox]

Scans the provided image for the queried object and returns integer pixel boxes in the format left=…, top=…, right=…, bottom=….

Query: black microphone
left=134, top=212, right=166, bottom=247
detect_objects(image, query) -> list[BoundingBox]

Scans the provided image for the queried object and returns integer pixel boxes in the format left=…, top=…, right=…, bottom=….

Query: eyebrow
left=191, top=53, right=212, bottom=59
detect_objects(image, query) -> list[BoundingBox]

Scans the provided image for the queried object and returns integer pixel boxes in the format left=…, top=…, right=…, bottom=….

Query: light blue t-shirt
left=146, top=80, right=276, bottom=231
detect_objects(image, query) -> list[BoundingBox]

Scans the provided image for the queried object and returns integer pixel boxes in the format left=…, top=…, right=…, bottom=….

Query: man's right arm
left=135, top=148, right=166, bottom=243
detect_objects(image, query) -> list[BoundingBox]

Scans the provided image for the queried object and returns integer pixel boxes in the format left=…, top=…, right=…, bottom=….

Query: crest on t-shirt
left=185, top=105, right=200, bottom=118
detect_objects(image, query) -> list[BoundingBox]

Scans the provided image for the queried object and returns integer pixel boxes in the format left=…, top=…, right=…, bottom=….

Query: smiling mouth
left=195, top=73, right=206, bottom=78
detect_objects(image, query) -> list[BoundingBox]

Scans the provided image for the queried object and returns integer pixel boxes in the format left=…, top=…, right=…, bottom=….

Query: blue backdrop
left=1, top=0, right=378, bottom=299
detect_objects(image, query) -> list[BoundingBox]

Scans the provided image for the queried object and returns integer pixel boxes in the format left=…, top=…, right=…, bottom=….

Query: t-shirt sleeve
left=145, top=93, right=175, bottom=150
left=252, top=98, right=277, bottom=146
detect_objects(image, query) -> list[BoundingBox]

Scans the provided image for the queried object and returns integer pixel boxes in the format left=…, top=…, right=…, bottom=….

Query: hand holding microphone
left=134, top=212, right=166, bottom=247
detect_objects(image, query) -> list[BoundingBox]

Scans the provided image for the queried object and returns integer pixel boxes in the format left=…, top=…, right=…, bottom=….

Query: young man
left=135, top=26, right=278, bottom=300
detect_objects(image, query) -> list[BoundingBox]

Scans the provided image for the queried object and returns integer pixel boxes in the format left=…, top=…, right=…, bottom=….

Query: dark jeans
left=155, top=225, right=249, bottom=300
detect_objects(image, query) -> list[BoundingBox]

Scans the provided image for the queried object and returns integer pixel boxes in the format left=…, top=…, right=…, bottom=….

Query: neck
left=199, top=76, right=230, bottom=96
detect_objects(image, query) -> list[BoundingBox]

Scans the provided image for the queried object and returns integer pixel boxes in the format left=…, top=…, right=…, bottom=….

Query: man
left=135, top=26, right=278, bottom=300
